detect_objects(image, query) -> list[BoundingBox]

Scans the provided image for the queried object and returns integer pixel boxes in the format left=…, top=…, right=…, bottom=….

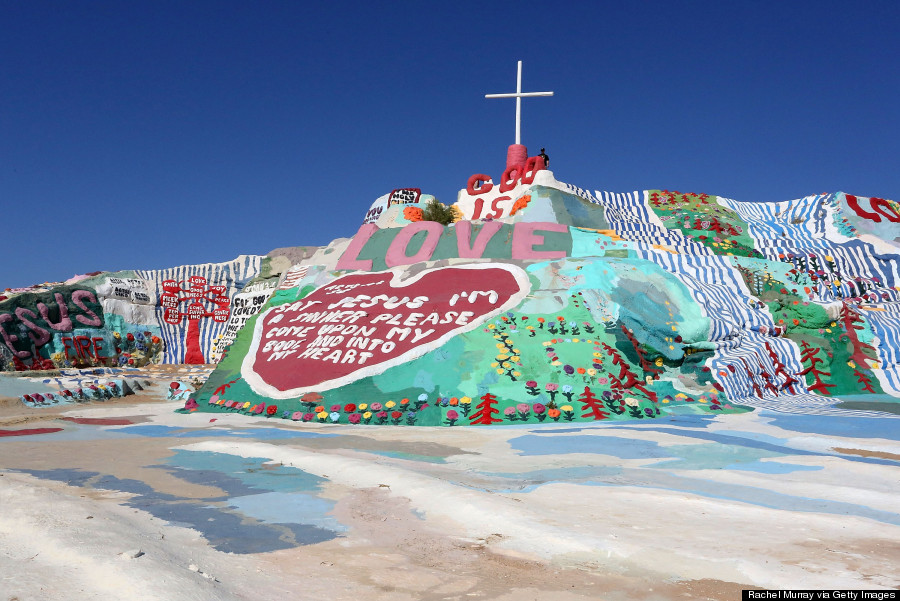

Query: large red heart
left=242, top=264, right=529, bottom=398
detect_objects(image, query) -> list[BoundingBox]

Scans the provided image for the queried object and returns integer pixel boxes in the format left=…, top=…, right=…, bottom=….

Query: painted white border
left=241, top=263, right=532, bottom=399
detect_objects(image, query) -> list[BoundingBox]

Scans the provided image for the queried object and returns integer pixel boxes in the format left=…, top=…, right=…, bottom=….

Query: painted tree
left=578, top=386, right=609, bottom=420
left=798, top=341, right=836, bottom=395
left=160, top=276, right=230, bottom=364
left=853, top=368, right=877, bottom=393
left=621, top=325, right=662, bottom=379
left=740, top=358, right=764, bottom=397
left=602, top=342, right=657, bottom=402
left=764, top=342, right=798, bottom=394
left=469, top=392, right=502, bottom=425
left=838, top=301, right=877, bottom=369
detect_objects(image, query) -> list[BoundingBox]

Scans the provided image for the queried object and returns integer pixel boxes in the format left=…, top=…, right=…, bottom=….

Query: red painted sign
left=242, top=264, right=529, bottom=398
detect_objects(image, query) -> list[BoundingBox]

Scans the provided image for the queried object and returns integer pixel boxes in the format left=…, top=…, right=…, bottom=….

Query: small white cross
left=485, top=60, right=553, bottom=145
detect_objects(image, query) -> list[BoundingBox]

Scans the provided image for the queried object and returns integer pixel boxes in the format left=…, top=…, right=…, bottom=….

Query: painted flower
left=266, top=405, right=278, bottom=416
left=303, top=412, right=314, bottom=421
left=315, top=405, right=325, bottom=413
left=525, top=380, right=538, bottom=388
left=624, top=397, right=640, bottom=407
left=348, top=413, right=361, bottom=424
left=385, top=400, right=396, bottom=409
left=446, top=409, right=459, bottom=420
left=292, top=412, right=303, bottom=420
left=330, top=404, right=341, bottom=412
left=533, top=403, right=546, bottom=414
left=545, top=383, right=559, bottom=392
left=363, top=411, right=372, bottom=420
left=317, top=411, right=328, bottom=420
left=504, top=406, right=517, bottom=416
left=344, top=403, right=356, bottom=413
left=126, top=333, right=135, bottom=341
left=548, top=408, right=561, bottom=421
left=358, top=403, right=368, bottom=411
left=329, top=411, right=341, bottom=422
left=371, top=402, right=383, bottom=411
left=459, top=396, right=471, bottom=405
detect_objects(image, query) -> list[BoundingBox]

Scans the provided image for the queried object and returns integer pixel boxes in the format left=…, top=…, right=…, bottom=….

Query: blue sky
left=2, top=1, right=898, bottom=289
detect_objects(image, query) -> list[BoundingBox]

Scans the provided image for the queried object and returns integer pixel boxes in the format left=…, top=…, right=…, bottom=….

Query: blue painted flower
left=418, top=393, right=428, bottom=401
left=135, top=332, right=145, bottom=341
left=562, top=384, right=573, bottom=393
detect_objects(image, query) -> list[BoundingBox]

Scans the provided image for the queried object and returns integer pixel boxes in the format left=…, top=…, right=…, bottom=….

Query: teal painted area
left=647, top=443, right=821, bottom=472
left=167, top=449, right=327, bottom=493
left=510, top=434, right=674, bottom=459
left=227, top=491, right=347, bottom=532
left=527, top=186, right=609, bottom=230
left=570, top=228, right=632, bottom=258
left=366, top=450, right=447, bottom=463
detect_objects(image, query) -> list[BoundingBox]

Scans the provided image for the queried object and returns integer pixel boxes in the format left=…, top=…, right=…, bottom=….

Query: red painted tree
left=621, top=325, right=662, bottom=379
left=853, top=369, right=877, bottom=393
left=602, top=342, right=657, bottom=402
left=160, top=276, right=230, bottom=364
left=798, top=341, right=836, bottom=395
left=578, top=386, right=609, bottom=420
left=838, top=301, right=877, bottom=370
left=469, top=392, right=502, bottom=425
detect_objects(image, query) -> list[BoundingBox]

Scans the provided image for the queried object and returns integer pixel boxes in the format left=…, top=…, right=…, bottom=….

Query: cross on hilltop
left=485, top=61, right=553, bottom=146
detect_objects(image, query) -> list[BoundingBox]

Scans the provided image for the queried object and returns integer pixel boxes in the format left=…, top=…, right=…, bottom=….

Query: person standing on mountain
left=538, top=148, right=550, bottom=168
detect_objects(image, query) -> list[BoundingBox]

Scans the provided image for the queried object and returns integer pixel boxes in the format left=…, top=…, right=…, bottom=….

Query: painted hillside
left=3, top=151, right=898, bottom=424
left=172, top=155, right=900, bottom=426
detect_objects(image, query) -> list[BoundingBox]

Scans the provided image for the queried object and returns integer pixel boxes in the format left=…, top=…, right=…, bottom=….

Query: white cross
left=485, top=60, right=553, bottom=145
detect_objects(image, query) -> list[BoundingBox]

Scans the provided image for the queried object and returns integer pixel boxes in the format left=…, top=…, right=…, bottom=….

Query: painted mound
left=188, top=166, right=900, bottom=426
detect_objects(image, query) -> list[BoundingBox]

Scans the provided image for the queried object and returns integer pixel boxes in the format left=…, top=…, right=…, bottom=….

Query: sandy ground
left=1, top=370, right=899, bottom=600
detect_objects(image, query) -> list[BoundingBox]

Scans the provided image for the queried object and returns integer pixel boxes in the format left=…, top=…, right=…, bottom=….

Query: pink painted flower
left=302, top=413, right=314, bottom=421
left=504, top=406, right=516, bottom=416
left=446, top=410, right=459, bottom=420
left=545, top=383, right=559, bottom=392
left=348, top=413, right=361, bottom=424
left=371, top=402, right=383, bottom=411
left=533, top=403, right=546, bottom=414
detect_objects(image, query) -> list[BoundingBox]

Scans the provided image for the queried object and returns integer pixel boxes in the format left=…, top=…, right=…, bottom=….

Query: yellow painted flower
left=113, top=332, right=121, bottom=340
left=460, top=396, right=472, bottom=405
left=243, top=402, right=251, bottom=409
left=363, top=411, right=372, bottom=419
left=512, top=371, right=521, bottom=378
left=496, top=343, right=506, bottom=349
left=359, top=403, right=368, bottom=411
left=385, top=400, right=396, bottom=408
left=560, top=405, right=573, bottom=412
left=496, top=354, right=509, bottom=360
left=487, top=324, right=496, bottom=329
left=624, top=397, right=640, bottom=407
left=654, top=357, right=664, bottom=366
left=317, top=411, right=328, bottom=419
left=551, top=361, right=562, bottom=366
left=587, top=368, right=596, bottom=376
left=496, top=368, right=504, bottom=374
